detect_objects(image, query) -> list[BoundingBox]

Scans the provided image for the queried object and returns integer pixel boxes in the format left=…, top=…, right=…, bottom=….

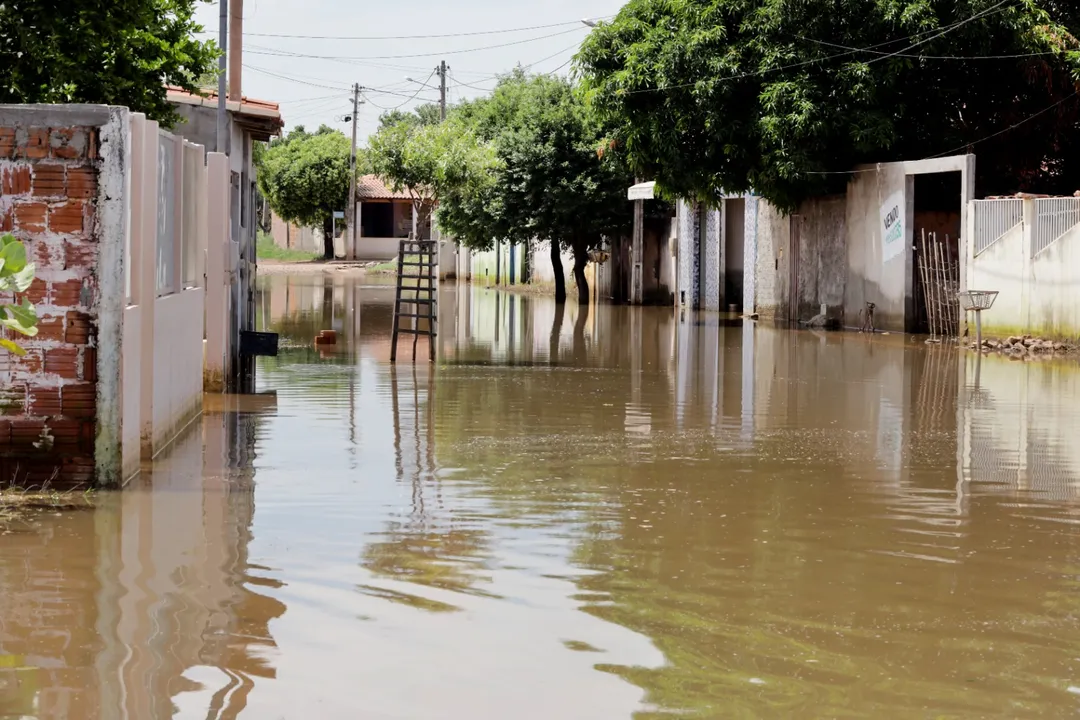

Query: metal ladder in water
left=390, top=238, right=438, bottom=362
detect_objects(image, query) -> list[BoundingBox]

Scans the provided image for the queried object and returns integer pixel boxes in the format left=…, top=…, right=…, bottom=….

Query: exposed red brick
left=35, top=316, right=65, bottom=343
left=61, top=457, right=95, bottom=485
left=31, top=239, right=61, bottom=271
left=10, top=350, right=42, bottom=375
left=45, top=419, right=80, bottom=448
left=51, top=279, right=87, bottom=308
left=64, top=241, right=97, bottom=271
left=0, top=128, right=15, bottom=159
left=9, top=419, right=46, bottom=448
left=61, top=383, right=96, bottom=419
left=13, top=201, right=47, bottom=233
left=31, top=163, right=66, bottom=197
left=16, top=278, right=47, bottom=305
left=49, top=200, right=85, bottom=234
left=1, top=385, right=26, bottom=416
left=66, top=167, right=96, bottom=199
left=87, top=130, right=99, bottom=160
left=79, top=420, right=95, bottom=450
left=64, top=311, right=93, bottom=345
left=28, top=388, right=62, bottom=417
left=0, top=420, right=11, bottom=446
left=49, top=128, right=88, bottom=160
left=44, top=347, right=80, bottom=380
left=83, top=346, right=97, bottom=383
left=0, top=207, right=12, bottom=232
left=2, top=165, right=31, bottom=195
left=18, top=128, right=49, bottom=160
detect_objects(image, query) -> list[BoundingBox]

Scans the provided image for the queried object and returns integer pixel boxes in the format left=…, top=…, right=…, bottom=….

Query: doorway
left=910, top=173, right=962, bottom=335
left=724, top=198, right=745, bottom=311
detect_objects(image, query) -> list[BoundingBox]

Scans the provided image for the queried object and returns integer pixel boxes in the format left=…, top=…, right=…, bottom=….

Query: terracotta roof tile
left=356, top=175, right=411, bottom=201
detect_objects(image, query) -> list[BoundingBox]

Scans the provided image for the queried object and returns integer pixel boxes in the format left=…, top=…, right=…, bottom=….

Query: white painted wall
left=151, top=289, right=205, bottom=451
left=968, top=198, right=1080, bottom=340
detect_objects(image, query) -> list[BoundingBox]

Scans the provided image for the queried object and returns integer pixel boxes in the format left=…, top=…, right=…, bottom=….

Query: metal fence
left=972, top=198, right=1023, bottom=256
left=1033, top=197, right=1080, bottom=257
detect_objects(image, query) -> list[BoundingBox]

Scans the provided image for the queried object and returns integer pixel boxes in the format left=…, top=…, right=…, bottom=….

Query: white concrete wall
left=968, top=198, right=1080, bottom=340
left=121, top=306, right=142, bottom=482
left=151, top=289, right=205, bottom=451
left=123, top=113, right=213, bottom=467
left=354, top=236, right=400, bottom=261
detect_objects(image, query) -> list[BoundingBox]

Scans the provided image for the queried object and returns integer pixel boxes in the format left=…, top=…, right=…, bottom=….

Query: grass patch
left=256, top=230, right=321, bottom=263
left=0, top=481, right=96, bottom=523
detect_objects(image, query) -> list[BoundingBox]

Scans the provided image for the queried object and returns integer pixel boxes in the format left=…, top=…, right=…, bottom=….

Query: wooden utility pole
left=346, top=83, right=360, bottom=261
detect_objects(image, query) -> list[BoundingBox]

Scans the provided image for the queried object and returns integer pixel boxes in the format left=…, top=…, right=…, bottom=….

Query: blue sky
left=194, top=0, right=627, bottom=142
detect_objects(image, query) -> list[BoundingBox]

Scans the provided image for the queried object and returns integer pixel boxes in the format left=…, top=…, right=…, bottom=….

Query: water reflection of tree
left=358, top=365, right=494, bottom=612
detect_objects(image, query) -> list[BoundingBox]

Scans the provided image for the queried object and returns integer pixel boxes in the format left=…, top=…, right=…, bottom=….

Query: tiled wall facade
left=0, top=124, right=100, bottom=486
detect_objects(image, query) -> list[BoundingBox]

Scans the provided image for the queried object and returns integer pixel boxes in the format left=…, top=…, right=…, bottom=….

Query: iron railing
left=972, top=199, right=1022, bottom=256
left=1033, top=197, right=1080, bottom=257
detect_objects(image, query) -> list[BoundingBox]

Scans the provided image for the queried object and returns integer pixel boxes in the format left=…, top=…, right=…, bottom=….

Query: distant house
left=354, top=175, right=431, bottom=261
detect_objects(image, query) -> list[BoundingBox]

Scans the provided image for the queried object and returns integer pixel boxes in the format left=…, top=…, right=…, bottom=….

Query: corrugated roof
left=356, top=175, right=412, bottom=201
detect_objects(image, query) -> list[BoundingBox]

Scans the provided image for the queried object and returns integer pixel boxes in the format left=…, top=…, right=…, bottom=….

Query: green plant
left=255, top=126, right=352, bottom=259
left=0, top=234, right=38, bottom=356
left=255, top=230, right=319, bottom=263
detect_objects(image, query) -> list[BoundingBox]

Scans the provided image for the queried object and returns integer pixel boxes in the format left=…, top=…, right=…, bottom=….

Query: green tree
left=437, top=72, right=635, bottom=305
left=256, top=125, right=351, bottom=259
left=368, top=113, right=494, bottom=245
left=577, top=0, right=1080, bottom=210
left=0, top=0, right=218, bottom=126
left=0, top=234, right=38, bottom=356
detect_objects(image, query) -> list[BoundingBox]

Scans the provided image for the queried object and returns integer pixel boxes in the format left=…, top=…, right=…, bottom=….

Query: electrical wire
left=244, top=26, right=586, bottom=62
left=212, top=19, right=585, bottom=41
left=614, top=1, right=1019, bottom=96
left=361, top=69, right=437, bottom=111
left=244, top=64, right=352, bottom=91
left=794, top=35, right=1061, bottom=60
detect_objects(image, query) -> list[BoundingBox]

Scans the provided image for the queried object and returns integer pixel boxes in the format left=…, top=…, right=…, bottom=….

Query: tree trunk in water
left=549, top=301, right=565, bottom=362
left=572, top=242, right=590, bottom=306
left=572, top=303, right=589, bottom=362
left=550, top=243, right=567, bottom=304
left=322, top=217, right=335, bottom=260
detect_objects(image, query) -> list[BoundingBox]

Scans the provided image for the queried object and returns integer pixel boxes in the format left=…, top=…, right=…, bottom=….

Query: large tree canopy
left=0, top=0, right=218, bottom=125
left=256, top=126, right=351, bottom=259
left=435, top=71, right=636, bottom=304
left=577, top=0, right=1080, bottom=210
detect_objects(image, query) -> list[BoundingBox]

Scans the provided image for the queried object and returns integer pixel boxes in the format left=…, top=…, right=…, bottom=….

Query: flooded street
left=4, top=272, right=1080, bottom=718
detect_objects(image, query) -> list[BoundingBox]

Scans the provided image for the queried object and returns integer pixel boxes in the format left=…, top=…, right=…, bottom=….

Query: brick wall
left=0, top=124, right=100, bottom=487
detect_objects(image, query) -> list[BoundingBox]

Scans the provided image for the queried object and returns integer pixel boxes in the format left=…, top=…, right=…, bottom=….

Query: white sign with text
left=880, top=191, right=905, bottom=263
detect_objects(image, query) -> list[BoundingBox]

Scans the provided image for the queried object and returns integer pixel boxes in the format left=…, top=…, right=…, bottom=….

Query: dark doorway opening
left=724, top=198, right=745, bottom=311
left=910, top=173, right=962, bottom=335
left=361, top=202, right=393, bottom=238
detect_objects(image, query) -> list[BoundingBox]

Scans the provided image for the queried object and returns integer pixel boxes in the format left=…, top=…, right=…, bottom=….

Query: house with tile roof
left=353, top=174, right=433, bottom=261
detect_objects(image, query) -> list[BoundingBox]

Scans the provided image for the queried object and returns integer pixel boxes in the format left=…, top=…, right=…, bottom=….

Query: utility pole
left=438, top=61, right=448, bottom=121
left=215, top=0, right=228, bottom=153
left=346, top=83, right=360, bottom=261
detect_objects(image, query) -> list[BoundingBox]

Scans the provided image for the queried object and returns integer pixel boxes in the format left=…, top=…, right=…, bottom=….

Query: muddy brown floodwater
left=4, top=272, right=1080, bottom=718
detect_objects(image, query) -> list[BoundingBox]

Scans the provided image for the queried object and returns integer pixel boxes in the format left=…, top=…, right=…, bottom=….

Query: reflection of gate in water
left=916, top=230, right=960, bottom=339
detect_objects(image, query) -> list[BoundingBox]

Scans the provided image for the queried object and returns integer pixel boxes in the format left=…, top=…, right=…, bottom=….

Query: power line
left=203, top=19, right=585, bottom=41
left=613, top=2, right=1019, bottom=96
left=362, top=69, right=438, bottom=111
left=243, top=26, right=585, bottom=62
left=795, top=36, right=1060, bottom=60
left=927, top=90, right=1080, bottom=159
left=244, top=64, right=351, bottom=91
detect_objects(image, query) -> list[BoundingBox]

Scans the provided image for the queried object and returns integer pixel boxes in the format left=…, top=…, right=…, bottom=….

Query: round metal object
left=958, top=290, right=999, bottom=311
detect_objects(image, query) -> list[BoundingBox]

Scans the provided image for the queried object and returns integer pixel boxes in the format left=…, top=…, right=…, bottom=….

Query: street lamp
left=581, top=18, right=598, bottom=27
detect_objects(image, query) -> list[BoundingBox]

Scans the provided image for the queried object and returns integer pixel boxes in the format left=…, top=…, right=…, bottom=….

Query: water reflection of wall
left=95, top=405, right=284, bottom=718
left=959, top=355, right=1080, bottom=499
